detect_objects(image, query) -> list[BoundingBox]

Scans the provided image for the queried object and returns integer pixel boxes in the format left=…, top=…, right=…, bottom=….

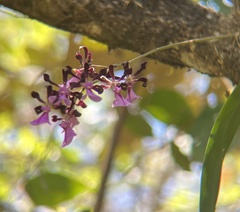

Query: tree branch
left=1, top=0, right=240, bottom=83
left=94, top=108, right=128, bottom=212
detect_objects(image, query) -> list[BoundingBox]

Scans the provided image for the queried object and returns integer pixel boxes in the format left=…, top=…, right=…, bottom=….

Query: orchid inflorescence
left=30, top=46, right=147, bottom=147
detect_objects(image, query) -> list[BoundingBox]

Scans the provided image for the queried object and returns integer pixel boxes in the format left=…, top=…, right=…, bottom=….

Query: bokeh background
left=0, top=1, right=239, bottom=211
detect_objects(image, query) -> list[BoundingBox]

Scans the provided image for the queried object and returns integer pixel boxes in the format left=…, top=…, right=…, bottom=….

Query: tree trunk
left=1, top=0, right=240, bottom=83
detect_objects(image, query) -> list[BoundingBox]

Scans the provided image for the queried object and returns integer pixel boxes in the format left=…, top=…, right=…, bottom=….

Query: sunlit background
left=0, top=1, right=239, bottom=211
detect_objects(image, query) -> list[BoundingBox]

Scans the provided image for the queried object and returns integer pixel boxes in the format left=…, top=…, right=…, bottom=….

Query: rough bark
left=1, top=0, right=240, bottom=83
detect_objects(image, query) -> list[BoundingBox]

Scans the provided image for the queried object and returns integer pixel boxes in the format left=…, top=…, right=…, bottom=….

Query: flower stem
left=94, top=108, right=128, bottom=212
left=116, top=32, right=239, bottom=66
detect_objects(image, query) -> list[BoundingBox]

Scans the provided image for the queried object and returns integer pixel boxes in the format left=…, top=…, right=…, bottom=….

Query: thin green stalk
left=94, top=33, right=239, bottom=70
left=117, top=33, right=239, bottom=66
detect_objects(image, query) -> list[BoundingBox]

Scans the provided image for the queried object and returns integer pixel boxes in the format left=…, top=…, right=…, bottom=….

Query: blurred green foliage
left=0, top=1, right=239, bottom=211
left=140, top=89, right=194, bottom=130
left=25, top=172, right=86, bottom=208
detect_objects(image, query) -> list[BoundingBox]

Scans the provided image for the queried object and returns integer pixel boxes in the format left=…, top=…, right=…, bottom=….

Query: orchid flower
left=31, top=46, right=148, bottom=147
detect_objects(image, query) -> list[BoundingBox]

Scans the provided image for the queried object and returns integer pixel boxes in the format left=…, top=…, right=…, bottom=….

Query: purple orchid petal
left=112, top=92, right=132, bottom=107
left=60, top=122, right=76, bottom=147
left=84, top=82, right=102, bottom=102
left=59, top=115, right=80, bottom=147
left=48, top=95, right=57, bottom=105
left=66, top=76, right=81, bottom=88
left=86, top=89, right=102, bottom=102
left=30, top=106, right=51, bottom=125
left=48, top=95, right=71, bottom=107
left=58, top=84, right=69, bottom=94
left=68, top=116, right=80, bottom=127
left=126, top=88, right=141, bottom=103
left=59, top=94, right=72, bottom=106
left=83, top=81, right=93, bottom=89
left=48, top=85, right=72, bottom=106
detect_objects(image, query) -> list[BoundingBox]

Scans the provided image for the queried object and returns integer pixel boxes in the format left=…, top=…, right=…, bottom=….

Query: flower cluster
left=30, top=46, right=147, bottom=147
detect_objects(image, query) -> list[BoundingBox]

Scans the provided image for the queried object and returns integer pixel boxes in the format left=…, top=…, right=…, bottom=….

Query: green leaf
left=170, top=141, right=191, bottom=171
left=25, top=172, right=85, bottom=207
left=125, top=114, right=152, bottom=137
left=200, top=84, right=240, bottom=212
left=141, top=89, right=193, bottom=129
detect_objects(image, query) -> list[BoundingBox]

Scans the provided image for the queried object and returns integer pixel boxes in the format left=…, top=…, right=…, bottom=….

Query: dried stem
left=94, top=108, right=128, bottom=212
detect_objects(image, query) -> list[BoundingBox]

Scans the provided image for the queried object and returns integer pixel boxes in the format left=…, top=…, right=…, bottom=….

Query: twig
left=94, top=108, right=128, bottom=212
